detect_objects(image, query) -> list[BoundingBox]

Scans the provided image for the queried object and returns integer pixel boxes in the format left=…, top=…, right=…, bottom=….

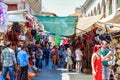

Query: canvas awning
left=34, top=15, right=78, bottom=38
left=76, top=14, right=104, bottom=36
left=98, top=8, right=120, bottom=32
left=7, top=10, right=27, bottom=22
left=108, top=10, right=120, bottom=24
left=99, top=8, right=120, bottom=24
left=8, top=13, right=27, bottom=22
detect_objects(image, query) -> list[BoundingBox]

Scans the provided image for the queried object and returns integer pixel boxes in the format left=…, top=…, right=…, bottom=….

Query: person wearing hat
left=17, top=46, right=29, bottom=80
left=1, top=42, right=17, bottom=80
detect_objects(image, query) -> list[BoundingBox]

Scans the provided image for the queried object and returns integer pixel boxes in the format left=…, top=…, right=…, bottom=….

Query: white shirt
left=75, top=49, right=83, bottom=61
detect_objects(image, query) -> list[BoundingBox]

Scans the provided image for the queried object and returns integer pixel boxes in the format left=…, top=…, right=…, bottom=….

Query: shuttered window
left=109, top=0, right=112, bottom=15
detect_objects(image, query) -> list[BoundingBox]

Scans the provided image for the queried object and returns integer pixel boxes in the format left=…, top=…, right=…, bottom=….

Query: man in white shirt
left=75, top=46, right=83, bottom=73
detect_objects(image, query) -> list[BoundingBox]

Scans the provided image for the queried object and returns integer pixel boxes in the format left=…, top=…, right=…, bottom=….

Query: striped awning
left=27, top=0, right=41, bottom=14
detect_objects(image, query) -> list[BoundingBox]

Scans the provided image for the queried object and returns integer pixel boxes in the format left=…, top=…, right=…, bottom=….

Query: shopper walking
left=17, top=46, right=29, bottom=80
left=35, top=47, right=43, bottom=71
left=1, top=42, right=17, bottom=80
left=75, top=46, right=83, bottom=73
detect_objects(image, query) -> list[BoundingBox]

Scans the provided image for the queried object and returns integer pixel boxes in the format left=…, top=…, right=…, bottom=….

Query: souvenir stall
left=109, top=30, right=120, bottom=79
left=98, top=8, right=120, bottom=79
left=0, top=1, right=8, bottom=71
left=74, top=26, right=103, bottom=74
left=3, top=10, right=38, bottom=49
left=75, top=14, right=104, bottom=74
left=1, top=10, right=40, bottom=80
left=3, top=11, right=26, bottom=48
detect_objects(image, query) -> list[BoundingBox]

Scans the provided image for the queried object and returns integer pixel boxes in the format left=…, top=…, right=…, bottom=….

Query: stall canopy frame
left=98, top=8, right=120, bottom=31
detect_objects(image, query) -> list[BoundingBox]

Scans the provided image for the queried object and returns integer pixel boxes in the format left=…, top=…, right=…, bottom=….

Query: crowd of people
left=0, top=40, right=85, bottom=80
left=0, top=39, right=114, bottom=80
left=50, top=45, right=83, bottom=73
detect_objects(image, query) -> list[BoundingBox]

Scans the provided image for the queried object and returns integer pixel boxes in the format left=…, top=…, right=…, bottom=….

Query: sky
left=42, top=0, right=86, bottom=16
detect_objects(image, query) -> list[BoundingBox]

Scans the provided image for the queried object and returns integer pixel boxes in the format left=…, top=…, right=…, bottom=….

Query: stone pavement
left=61, top=71, right=92, bottom=80
left=34, top=60, right=92, bottom=80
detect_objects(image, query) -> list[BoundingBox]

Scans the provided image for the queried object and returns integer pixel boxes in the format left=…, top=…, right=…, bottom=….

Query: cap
left=18, top=47, right=21, bottom=51
left=5, top=42, right=11, bottom=46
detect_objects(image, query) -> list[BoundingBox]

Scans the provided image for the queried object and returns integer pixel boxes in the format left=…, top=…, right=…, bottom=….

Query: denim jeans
left=18, top=65, right=28, bottom=80
left=45, top=57, right=49, bottom=66
left=102, top=66, right=109, bottom=80
left=2, top=65, right=15, bottom=80
left=38, top=58, right=42, bottom=69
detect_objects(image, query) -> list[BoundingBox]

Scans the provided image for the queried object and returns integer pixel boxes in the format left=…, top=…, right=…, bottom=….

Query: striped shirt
left=1, top=47, right=16, bottom=67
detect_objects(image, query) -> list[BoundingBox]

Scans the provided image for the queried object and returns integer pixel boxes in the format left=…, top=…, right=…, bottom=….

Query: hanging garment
left=34, top=35, right=40, bottom=41
left=31, top=29, right=36, bottom=37
left=0, top=2, right=8, bottom=33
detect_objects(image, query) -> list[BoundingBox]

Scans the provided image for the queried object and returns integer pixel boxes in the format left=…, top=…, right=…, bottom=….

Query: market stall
left=75, top=14, right=105, bottom=73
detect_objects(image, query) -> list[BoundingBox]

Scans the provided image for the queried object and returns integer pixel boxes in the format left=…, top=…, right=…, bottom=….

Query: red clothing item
left=93, top=54, right=102, bottom=80
left=29, top=60, right=34, bottom=65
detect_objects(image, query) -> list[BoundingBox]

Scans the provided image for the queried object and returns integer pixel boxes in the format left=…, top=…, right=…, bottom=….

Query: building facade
left=3, top=0, right=42, bottom=14
left=81, top=0, right=120, bottom=17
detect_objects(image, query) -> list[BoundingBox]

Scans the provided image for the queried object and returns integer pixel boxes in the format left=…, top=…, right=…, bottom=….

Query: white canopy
left=76, top=14, right=104, bottom=36
left=7, top=10, right=27, bottom=22
left=8, top=13, right=27, bottom=22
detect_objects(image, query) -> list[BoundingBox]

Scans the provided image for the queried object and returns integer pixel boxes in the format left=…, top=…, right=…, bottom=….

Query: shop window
left=91, top=11, right=93, bottom=16
left=94, top=7, right=97, bottom=15
left=117, top=0, right=120, bottom=8
left=8, top=4, right=18, bottom=11
left=97, top=3, right=101, bottom=14
left=109, top=0, right=112, bottom=15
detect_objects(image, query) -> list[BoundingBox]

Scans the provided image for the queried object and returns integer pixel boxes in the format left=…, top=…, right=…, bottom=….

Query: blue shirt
left=17, top=50, right=28, bottom=67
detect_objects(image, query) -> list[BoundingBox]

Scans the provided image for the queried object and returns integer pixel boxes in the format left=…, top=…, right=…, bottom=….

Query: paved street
left=34, top=59, right=62, bottom=80
left=34, top=59, right=92, bottom=80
